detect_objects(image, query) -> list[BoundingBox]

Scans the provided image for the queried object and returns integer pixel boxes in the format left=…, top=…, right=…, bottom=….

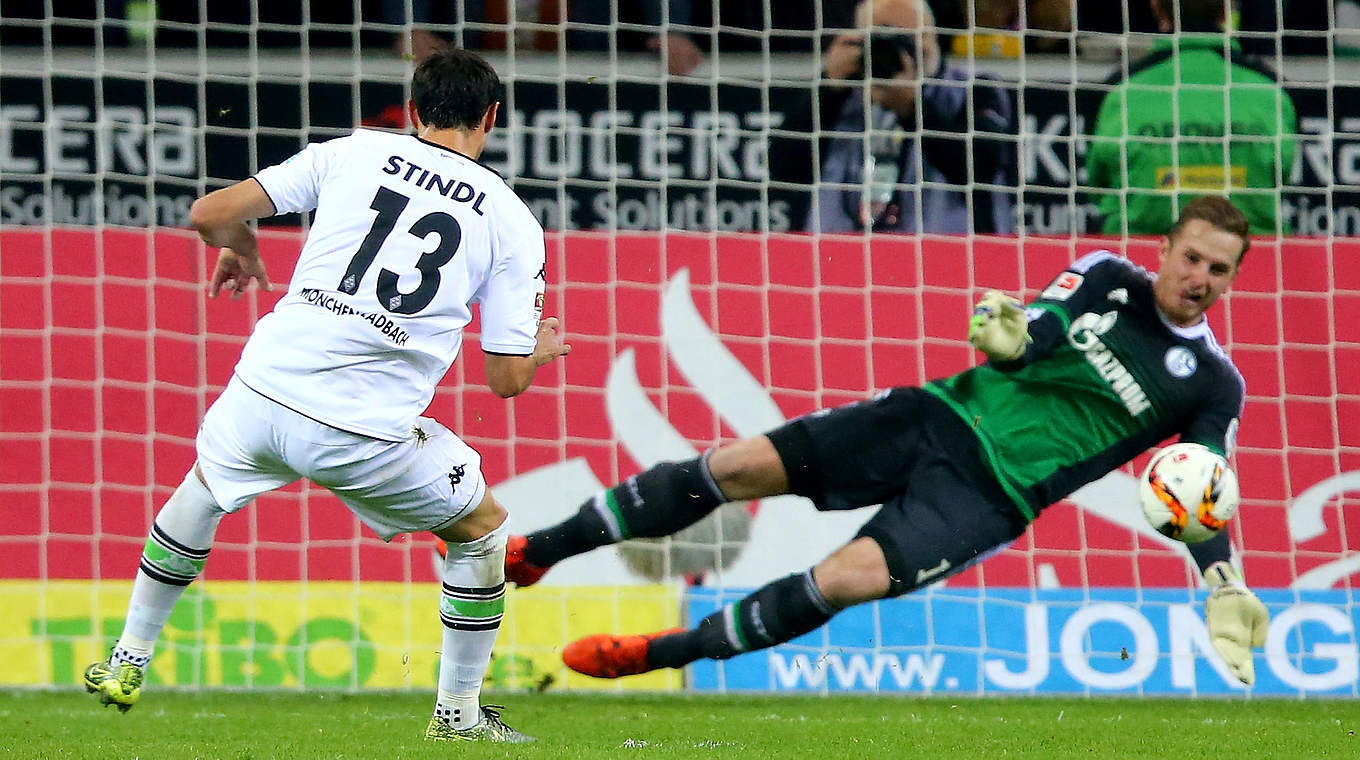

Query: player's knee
left=440, top=517, right=508, bottom=564
left=706, top=437, right=788, bottom=501
left=433, top=492, right=506, bottom=543
left=812, top=537, right=892, bottom=608
left=145, top=466, right=228, bottom=570
left=163, top=467, right=226, bottom=522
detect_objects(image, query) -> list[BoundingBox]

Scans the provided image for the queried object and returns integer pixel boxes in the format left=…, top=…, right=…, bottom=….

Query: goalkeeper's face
left=1154, top=219, right=1241, bottom=327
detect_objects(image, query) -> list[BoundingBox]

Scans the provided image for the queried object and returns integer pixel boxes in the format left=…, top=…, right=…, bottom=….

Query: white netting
left=0, top=3, right=1357, bottom=695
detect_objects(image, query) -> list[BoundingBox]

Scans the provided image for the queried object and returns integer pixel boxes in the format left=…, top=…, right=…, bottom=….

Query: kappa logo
left=160, top=555, right=200, bottom=577
left=448, top=464, right=466, bottom=488
left=1107, top=288, right=1128, bottom=304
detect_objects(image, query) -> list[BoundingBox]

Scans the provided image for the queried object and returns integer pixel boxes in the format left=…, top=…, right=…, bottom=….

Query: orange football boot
left=562, top=629, right=685, bottom=678
left=503, top=535, right=550, bottom=587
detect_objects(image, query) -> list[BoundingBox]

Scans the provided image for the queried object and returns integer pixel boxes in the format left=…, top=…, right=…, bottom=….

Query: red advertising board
left=1, top=229, right=1354, bottom=588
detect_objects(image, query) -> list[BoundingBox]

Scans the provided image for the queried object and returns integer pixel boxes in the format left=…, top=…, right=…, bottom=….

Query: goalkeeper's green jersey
left=924, top=251, right=1244, bottom=521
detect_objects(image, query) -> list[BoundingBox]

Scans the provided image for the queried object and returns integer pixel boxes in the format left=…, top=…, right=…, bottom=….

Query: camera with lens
left=858, top=32, right=920, bottom=81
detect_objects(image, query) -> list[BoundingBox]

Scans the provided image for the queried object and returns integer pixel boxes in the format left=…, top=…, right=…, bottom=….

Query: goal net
left=1, top=3, right=1356, bottom=697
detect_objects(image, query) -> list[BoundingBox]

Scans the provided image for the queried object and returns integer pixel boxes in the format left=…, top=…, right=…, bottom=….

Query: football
left=1139, top=442, right=1240, bottom=543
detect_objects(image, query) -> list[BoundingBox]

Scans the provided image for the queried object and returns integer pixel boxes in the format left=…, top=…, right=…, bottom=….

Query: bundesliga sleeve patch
left=1040, top=272, right=1083, bottom=301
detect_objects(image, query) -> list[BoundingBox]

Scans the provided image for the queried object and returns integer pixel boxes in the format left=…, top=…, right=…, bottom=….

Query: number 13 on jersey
left=338, top=186, right=462, bottom=315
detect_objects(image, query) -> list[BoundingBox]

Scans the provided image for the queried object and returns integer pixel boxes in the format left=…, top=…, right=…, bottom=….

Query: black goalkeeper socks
left=647, top=570, right=840, bottom=668
left=524, top=456, right=728, bottom=568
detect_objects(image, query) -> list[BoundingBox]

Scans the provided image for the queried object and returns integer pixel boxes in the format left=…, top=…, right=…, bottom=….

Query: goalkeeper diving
left=500, top=195, right=1267, bottom=686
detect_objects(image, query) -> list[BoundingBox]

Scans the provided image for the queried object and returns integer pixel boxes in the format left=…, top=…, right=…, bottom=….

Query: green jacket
left=1087, top=37, right=1297, bottom=235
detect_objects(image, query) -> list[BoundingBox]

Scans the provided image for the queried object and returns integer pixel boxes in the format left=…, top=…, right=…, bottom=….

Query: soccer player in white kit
left=82, top=49, right=568, bottom=743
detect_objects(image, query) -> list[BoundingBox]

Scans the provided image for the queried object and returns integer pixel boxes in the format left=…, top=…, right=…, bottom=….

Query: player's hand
left=210, top=248, right=273, bottom=299
left=533, top=316, right=572, bottom=367
left=870, top=53, right=920, bottom=121
left=1203, top=561, right=1269, bottom=686
left=967, top=290, right=1030, bottom=361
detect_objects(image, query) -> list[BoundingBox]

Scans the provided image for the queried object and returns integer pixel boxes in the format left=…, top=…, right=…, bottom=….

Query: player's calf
left=519, top=456, right=728, bottom=574
left=667, top=570, right=839, bottom=664
left=87, top=470, right=224, bottom=712
left=432, top=519, right=509, bottom=736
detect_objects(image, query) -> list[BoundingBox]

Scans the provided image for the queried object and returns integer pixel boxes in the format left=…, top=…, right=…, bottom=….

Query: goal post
left=0, top=5, right=1356, bottom=696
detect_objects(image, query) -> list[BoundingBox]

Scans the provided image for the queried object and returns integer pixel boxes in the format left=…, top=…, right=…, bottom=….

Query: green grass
left=2, top=690, right=1357, bottom=759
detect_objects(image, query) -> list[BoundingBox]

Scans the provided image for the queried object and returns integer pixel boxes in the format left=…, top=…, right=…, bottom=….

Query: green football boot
left=424, top=705, right=535, bottom=743
left=83, top=660, right=144, bottom=713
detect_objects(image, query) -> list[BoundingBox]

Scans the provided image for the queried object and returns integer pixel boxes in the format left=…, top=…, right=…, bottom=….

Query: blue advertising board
left=686, top=588, right=1358, bottom=696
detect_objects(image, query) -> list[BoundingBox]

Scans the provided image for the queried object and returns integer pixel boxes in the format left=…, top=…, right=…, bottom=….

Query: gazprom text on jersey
left=384, top=155, right=487, bottom=215
left=1066, top=311, right=1152, bottom=416
left=298, top=288, right=410, bottom=346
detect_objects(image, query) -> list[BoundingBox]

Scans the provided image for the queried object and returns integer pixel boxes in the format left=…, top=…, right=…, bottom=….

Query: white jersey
left=236, top=128, right=545, bottom=441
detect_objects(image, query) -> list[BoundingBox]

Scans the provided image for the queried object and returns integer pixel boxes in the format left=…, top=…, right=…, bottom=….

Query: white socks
left=433, top=522, right=508, bottom=729
left=111, top=471, right=225, bottom=668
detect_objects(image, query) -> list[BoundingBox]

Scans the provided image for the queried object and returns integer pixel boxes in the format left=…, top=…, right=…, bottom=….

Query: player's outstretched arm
left=967, top=289, right=1030, bottom=362
left=1203, top=560, right=1269, bottom=685
left=483, top=316, right=571, bottom=398
left=189, top=180, right=277, bottom=299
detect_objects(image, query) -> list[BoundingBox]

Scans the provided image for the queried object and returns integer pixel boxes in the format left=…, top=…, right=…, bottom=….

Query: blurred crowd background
left=0, top=2, right=1354, bottom=236
left=1, top=1, right=1345, bottom=59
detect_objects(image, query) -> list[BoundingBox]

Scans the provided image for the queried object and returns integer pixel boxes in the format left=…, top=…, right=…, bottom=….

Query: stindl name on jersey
left=384, top=155, right=489, bottom=215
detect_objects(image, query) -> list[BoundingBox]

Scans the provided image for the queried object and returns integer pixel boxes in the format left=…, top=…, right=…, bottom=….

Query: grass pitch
left=2, top=690, right=1356, bottom=759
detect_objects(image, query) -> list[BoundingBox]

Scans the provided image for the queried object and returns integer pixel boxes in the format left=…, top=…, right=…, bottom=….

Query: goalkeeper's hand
left=968, top=290, right=1030, bottom=361
left=1204, top=561, right=1269, bottom=686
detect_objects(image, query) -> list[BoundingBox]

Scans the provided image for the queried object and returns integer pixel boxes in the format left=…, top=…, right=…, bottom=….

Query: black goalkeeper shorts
left=765, top=386, right=1027, bottom=597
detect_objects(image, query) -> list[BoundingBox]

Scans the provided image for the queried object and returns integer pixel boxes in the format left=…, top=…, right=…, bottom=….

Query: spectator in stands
left=1085, top=0, right=1297, bottom=235
left=1074, top=0, right=1324, bottom=57
left=823, top=0, right=965, bottom=55
left=770, top=0, right=1017, bottom=234
left=968, top=0, right=1074, bottom=52
left=381, top=0, right=704, bottom=75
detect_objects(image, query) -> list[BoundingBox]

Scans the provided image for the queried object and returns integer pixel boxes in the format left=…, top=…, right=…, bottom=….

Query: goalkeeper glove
left=1204, top=561, right=1269, bottom=686
left=968, top=290, right=1030, bottom=361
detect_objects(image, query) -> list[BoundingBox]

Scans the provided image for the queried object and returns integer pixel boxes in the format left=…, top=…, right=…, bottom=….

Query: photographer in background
left=769, top=0, right=1017, bottom=234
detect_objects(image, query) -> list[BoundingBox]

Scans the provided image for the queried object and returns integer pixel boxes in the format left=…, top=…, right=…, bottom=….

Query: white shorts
left=195, top=377, right=487, bottom=541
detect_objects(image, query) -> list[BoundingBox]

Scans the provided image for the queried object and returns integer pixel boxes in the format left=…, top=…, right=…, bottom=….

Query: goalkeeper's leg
left=86, top=466, right=226, bottom=710
left=511, top=436, right=789, bottom=585
left=513, top=389, right=930, bottom=585
left=563, top=536, right=891, bottom=677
